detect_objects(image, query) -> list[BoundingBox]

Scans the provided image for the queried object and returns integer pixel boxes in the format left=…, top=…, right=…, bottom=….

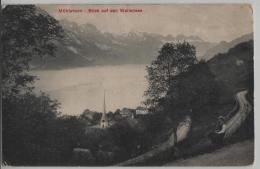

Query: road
left=164, top=139, right=254, bottom=166
left=224, top=90, right=252, bottom=138
left=116, top=90, right=253, bottom=166
left=165, top=90, right=253, bottom=166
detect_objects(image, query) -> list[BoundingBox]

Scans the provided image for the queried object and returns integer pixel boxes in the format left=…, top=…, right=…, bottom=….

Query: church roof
left=101, top=112, right=108, bottom=121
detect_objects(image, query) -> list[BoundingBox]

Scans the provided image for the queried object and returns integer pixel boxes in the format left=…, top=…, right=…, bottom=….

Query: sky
left=40, top=4, right=253, bottom=42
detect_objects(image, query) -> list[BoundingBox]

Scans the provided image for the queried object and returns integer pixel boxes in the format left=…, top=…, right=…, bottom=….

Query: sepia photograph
left=1, top=3, right=254, bottom=166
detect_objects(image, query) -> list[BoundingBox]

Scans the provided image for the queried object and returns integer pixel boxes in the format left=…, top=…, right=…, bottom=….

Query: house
left=120, top=108, right=135, bottom=118
left=136, top=106, right=149, bottom=115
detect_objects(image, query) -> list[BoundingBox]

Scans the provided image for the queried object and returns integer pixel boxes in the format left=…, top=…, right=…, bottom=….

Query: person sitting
left=215, top=116, right=226, bottom=134
left=209, top=116, right=226, bottom=146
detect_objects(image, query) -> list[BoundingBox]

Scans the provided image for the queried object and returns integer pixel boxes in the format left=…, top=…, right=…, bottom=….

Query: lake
left=32, top=64, right=148, bottom=115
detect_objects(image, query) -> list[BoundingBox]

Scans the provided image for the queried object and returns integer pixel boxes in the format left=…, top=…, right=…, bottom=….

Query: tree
left=2, top=93, right=61, bottom=165
left=114, top=109, right=120, bottom=115
left=107, top=111, right=114, bottom=119
left=144, top=42, right=197, bottom=108
left=162, top=61, right=219, bottom=121
left=2, top=5, right=63, bottom=97
left=2, top=5, right=65, bottom=165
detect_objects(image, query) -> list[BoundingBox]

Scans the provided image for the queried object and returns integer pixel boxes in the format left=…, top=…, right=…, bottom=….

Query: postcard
left=1, top=3, right=254, bottom=166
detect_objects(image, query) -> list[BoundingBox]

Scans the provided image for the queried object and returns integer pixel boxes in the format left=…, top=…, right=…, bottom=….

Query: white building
left=136, top=106, right=149, bottom=115
left=120, top=108, right=135, bottom=118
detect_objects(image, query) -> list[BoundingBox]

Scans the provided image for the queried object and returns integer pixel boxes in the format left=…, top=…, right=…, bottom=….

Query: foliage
left=79, top=109, right=102, bottom=125
left=3, top=93, right=57, bottom=165
left=144, top=42, right=197, bottom=108
left=160, top=61, right=220, bottom=121
left=207, top=40, right=254, bottom=94
left=2, top=5, right=69, bottom=165
left=2, top=5, right=63, bottom=97
left=3, top=92, right=86, bottom=166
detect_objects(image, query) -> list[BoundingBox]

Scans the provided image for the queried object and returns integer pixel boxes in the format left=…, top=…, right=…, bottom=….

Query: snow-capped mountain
left=31, top=20, right=216, bottom=69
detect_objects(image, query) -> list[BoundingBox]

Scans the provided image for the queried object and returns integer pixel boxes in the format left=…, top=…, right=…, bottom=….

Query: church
left=100, top=91, right=109, bottom=128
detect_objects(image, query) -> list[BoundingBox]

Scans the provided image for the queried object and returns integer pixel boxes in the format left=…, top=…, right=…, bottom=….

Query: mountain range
left=202, top=33, right=253, bottom=61
left=30, top=19, right=253, bottom=69
left=30, top=20, right=214, bottom=69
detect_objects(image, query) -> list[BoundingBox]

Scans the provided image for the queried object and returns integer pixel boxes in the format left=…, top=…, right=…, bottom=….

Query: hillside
left=113, top=41, right=254, bottom=166
left=207, top=40, right=253, bottom=94
left=202, top=33, right=253, bottom=61
left=30, top=20, right=216, bottom=69
left=165, top=139, right=253, bottom=166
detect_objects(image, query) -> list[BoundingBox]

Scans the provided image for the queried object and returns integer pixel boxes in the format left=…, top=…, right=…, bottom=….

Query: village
left=80, top=93, right=149, bottom=129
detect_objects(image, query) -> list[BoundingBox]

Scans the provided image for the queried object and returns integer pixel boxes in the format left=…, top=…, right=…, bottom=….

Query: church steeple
left=100, top=90, right=109, bottom=128
left=103, top=91, right=106, bottom=114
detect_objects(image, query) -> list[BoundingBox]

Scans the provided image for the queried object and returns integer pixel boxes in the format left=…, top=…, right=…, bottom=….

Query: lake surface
left=32, top=64, right=148, bottom=115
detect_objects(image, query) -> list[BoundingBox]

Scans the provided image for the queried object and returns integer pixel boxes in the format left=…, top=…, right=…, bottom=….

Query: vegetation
left=141, top=40, right=254, bottom=156
left=208, top=40, right=254, bottom=95
left=144, top=42, right=196, bottom=108
left=2, top=5, right=63, bottom=98
left=160, top=61, right=220, bottom=122
left=2, top=5, right=81, bottom=165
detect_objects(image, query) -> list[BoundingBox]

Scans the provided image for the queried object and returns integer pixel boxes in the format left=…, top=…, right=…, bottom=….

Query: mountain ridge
left=30, top=20, right=216, bottom=69
left=207, top=40, right=253, bottom=94
left=202, top=33, right=253, bottom=61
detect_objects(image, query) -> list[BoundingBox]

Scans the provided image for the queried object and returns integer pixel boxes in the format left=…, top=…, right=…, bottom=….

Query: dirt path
left=164, top=139, right=254, bottom=166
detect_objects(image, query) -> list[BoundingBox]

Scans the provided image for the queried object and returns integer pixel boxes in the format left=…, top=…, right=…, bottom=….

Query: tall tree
left=2, top=5, right=63, bottom=97
left=144, top=42, right=196, bottom=108
left=2, top=5, right=64, bottom=165
left=162, top=61, right=219, bottom=120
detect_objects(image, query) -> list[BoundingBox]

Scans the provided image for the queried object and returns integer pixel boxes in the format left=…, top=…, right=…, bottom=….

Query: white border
left=1, top=0, right=259, bottom=169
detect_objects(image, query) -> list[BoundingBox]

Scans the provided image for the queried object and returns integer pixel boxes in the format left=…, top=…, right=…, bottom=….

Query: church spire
left=103, top=90, right=106, bottom=114
left=100, top=90, right=109, bottom=128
